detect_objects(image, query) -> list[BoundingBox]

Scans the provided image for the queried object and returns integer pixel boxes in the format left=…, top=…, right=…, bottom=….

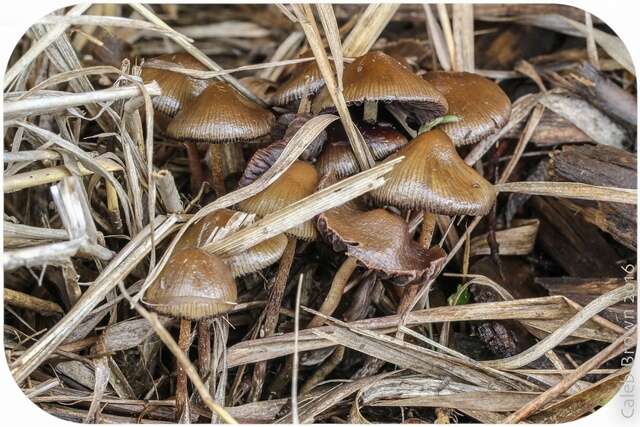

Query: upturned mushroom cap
left=312, top=51, right=448, bottom=122
left=317, top=122, right=407, bottom=178
left=369, top=129, right=496, bottom=216
left=166, top=82, right=275, bottom=143
left=271, top=62, right=325, bottom=106
left=141, top=53, right=209, bottom=131
left=318, top=204, right=446, bottom=286
left=423, top=71, right=512, bottom=146
left=239, top=160, right=319, bottom=240
left=145, top=248, right=237, bottom=320
left=174, top=209, right=288, bottom=277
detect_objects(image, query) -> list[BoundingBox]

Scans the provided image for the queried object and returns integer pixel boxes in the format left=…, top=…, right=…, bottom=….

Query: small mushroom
left=239, top=160, right=319, bottom=240
left=317, top=122, right=407, bottom=178
left=141, top=53, right=209, bottom=132
left=312, top=51, right=448, bottom=124
left=174, top=208, right=287, bottom=277
left=167, top=81, right=275, bottom=196
left=142, top=53, right=210, bottom=195
left=370, top=129, right=496, bottom=216
left=302, top=202, right=445, bottom=392
left=370, top=129, right=496, bottom=315
left=144, top=247, right=236, bottom=421
left=318, top=203, right=447, bottom=289
left=423, top=71, right=512, bottom=145
left=271, top=61, right=326, bottom=108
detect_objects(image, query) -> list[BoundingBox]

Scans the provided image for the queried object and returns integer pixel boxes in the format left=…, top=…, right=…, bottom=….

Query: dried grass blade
left=342, top=4, right=400, bottom=57
left=315, top=4, right=344, bottom=88
left=4, top=82, right=160, bottom=120
left=4, top=3, right=91, bottom=89
left=496, top=181, right=637, bottom=205
left=3, top=157, right=122, bottom=194
left=452, top=4, right=475, bottom=72
left=423, top=4, right=451, bottom=71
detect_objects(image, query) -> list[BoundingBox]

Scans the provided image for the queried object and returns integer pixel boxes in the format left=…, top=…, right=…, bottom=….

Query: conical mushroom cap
left=239, top=160, right=319, bottom=240
left=175, top=209, right=287, bottom=277
left=271, top=62, right=326, bottom=106
left=312, top=51, right=448, bottom=121
left=318, top=122, right=407, bottom=178
left=318, top=204, right=446, bottom=286
left=141, top=53, right=209, bottom=131
left=145, top=248, right=237, bottom=320
left=166, top=82, right=275, bottom=143
left=370, top=129, right=496, bottom=216
left=423, top=71, right=511, bottom=146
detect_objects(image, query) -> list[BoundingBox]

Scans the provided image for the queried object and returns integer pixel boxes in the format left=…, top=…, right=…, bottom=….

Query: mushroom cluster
left=141, top=47, right=512, bottom=402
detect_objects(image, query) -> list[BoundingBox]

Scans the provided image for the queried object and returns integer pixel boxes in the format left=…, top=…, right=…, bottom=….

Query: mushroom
left=142, top=53, right=209, bottom=194
left=317, top=121, right=407, bottom=178
left=423, top=71, right=512, bottom=145
left=369, top=128, right=496, bottom=314
left=141, top=53, right=209, bottom=133
left=312, top=51, right=448, bottom=124
left=238, top=158, right=319, bottom=242
left=167, top=81, right=275, bottom=197
left=300, top=201, right=445, bottom=392
left=174, top=208, right=287, bottom=277
left=144, top=247, right=236, bottom=422
left=369, top=128, right=496, bottom=217
left=237, top=142, right=320, bottom=399
left=271, top=61, right=325, bottom=108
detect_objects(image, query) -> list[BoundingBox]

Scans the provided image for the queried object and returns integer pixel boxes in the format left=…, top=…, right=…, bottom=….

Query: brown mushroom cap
left=271, top=62, right=325, bottom=106
left=141, top=53, right=209, bottom=131
left=145, top=248, right=237, bottom=320
left=174, top=209, right=287, bottom=277
left=312, top=51, right=448, bottom=122
left=166, top=82, right=275, bottom=143
left=317, top=122, right=408, bottom=178
left=423, top=71, right=512, bottom=146
left=239, top=160, right=319, bottom=240
left=239, top=76, right=277, bottom=104
left=318, top=204, right=446, bottom=286
left=369, top=129, right=496, bottom=216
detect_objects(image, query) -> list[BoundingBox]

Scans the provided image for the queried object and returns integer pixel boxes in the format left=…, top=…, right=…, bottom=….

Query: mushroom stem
left=197, top=319, right=211, bottom=379
left=175, top=318, right=191, bottom=423
left=397, top=212, right=437, bottom=331
left=363, top=100, right=378, bottom=124
left=418, top=212, right=437, bottom=248
left=208, top=144, right=227, bottom=197
left=307, top=256, right=359, bottom=329
left=250, top=236, right=297, bottom=401
left=184, top=143, right=204, bottom=195
left=300, top=345, right=346, bottom=395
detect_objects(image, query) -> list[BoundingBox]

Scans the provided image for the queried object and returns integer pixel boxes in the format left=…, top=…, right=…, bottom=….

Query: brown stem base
left=250, top=237, right=297, bottom=401
left=176, top=318, right=191, bottom=423
left=209, top=144, right=227, bottom=198
left=184, top=143, right=204, bottom=196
